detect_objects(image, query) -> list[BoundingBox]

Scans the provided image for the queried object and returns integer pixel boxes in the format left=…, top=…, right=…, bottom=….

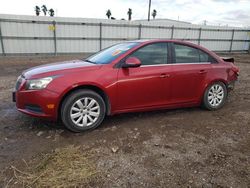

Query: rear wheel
left=61, top=89, right=106, bottom=132
left=203, top=82, right=227, bottom=110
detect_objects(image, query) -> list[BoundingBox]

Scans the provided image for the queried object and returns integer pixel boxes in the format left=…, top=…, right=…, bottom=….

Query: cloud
left=0, top=0, right=249, bottom=27
left=153, top=0, right=250, bottom=26
left=211, top=0, right=244, bottom=2
left=219, top=10, right=250, bottom=26
left=223, top=10, right=250, bottom=19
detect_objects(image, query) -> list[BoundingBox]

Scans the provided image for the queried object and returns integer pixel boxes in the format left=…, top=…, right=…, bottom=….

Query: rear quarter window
left=174, top=43, right=217, bottom=64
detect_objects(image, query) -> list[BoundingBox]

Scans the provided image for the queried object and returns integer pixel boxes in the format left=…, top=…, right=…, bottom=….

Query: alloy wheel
left=207, top=84, right=224, bottom=107
left=70, top=97, right=100, bottom=127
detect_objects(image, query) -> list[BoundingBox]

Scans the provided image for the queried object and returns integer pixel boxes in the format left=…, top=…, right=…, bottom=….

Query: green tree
left=127, top=8, right=132, bottom=21
left=35, top=6, right=40, bottom=16
left=41, top=5, right=48, bottom=16
left=106, top=9, right=111, bottom=19
left=48, top=9, right=55, bottom=17
left=152, top=9, right=157, bottom=19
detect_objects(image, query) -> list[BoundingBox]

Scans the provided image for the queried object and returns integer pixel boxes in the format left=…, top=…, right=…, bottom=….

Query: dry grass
left=6, top=145, right=98, bottom=187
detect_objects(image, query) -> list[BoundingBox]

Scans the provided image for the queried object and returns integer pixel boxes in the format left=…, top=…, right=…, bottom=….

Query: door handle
left=160, top=74, right=170, bottom=78
left=199, top=70, right=207, bottom=74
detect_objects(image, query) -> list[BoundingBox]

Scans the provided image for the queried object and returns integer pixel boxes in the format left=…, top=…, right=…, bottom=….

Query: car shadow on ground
left=16, top=106, right=202, bottom=134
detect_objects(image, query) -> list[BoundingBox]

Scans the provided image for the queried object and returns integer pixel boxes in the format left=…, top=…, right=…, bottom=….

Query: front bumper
left=13, top=88, right=60, bottom=121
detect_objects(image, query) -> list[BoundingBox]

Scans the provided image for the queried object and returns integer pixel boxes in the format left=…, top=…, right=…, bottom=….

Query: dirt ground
left=0, top=53, right=249, bottom=187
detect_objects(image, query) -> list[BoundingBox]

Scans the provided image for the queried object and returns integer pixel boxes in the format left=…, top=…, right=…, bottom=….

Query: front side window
left=129, top=43, right=168, bottom=66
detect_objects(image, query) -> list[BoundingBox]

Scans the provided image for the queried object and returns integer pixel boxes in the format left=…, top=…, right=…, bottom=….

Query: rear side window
left=174, top=44, right=214, bottom=64
left=199, top=50, right=209, bottom=62
left=129, top=43, right=168, bottom=66
left=174, top=44, right=199, bottom=63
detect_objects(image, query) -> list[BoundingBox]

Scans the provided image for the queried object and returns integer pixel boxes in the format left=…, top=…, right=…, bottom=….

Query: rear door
left=116, top=42, right=172, bottom=111
left=170, top=43, right=212, bottom=104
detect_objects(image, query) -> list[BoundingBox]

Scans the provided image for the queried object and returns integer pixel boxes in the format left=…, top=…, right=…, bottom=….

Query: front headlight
left=26, top=77, right=53, bottom=90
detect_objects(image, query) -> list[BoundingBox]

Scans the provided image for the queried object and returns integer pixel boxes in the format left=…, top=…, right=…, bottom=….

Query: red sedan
left=13, top=40, right=239, bottom=132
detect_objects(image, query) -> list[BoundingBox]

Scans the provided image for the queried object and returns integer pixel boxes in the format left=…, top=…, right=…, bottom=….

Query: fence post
left=138, top=24, right=142, bottom=39
left=198, top=28, right=202, bottom=45
left=52, top=21, right=57, bottom=55
left=171, top=25, right=174, bottom=39
left=248, top=32, right=250, bottom=54
left=229, top=29, right=235, bottom=52
left=0, top=20, right=5, bottom=56
left=99, top=23, right=102, bottom=51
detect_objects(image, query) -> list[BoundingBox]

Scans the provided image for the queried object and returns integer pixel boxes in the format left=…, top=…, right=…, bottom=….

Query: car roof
left=128, top=39, right=196, bottom=45
left=126, top=39, right=220, bottom=62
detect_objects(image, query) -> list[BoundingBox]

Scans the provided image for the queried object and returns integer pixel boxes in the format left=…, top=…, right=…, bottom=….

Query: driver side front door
left=115, top=42, right=172, bottom=112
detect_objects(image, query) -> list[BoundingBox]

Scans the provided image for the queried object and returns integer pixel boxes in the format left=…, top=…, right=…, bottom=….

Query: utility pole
left=148, top=0, right=151, bottom=21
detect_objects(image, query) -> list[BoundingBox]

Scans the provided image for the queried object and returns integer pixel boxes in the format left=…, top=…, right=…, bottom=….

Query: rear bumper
left=13, top=89, right=60, bottom=121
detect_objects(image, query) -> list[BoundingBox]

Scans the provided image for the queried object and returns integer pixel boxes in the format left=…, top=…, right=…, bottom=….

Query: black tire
left=61, top=89, right=106, bottom=132
left=203, top=82, right=227, bottom=110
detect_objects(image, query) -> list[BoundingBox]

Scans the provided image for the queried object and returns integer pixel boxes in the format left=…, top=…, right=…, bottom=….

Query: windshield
left=86, top=42, right=140, bottom=64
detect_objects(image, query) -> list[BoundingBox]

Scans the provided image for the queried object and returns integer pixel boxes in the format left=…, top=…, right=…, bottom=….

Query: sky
left=0, top=0, right=249, bottom=27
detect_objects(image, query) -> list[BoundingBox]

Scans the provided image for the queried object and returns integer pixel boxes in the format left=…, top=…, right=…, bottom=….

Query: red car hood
left=22, top=60, right=101, bottom=79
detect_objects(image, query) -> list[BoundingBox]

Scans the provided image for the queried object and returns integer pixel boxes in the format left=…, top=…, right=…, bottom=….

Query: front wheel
left=203, top=82, right=227, bottom=110
left=61, top=89, right=106, bottom=132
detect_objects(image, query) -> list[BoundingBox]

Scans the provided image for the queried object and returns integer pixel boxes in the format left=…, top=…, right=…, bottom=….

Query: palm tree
left=106, top=9, right=111, bottom=19
left=35, top=6, right=40, bottom=16
left=127, top=8, right=132, bottom=21
left=152, top=9, right=157, bottom=19
left=48, top=9, right=55, bottom=17
left=41, top=5, right=48, bottom=16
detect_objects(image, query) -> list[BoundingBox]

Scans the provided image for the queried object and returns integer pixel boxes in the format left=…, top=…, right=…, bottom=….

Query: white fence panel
left=56, top=24, right=100, bottom=38
left=57, top=39, right=99, bottom=53
left=141, top=27, right=172, bottom=39
left=232, top=41, right=248, bottom=51
left=233, top=31, right=248, bottom=40
left=0, top=14, right=249, bottom=55
left=4, top=39, right=54, bottom=53
left=200, top=41, right=231, bottom=51
left=201, top=30, right=232, bottom=40
left=173, top=29, right=199, bottom=39
left=1, top=22, right=53, bottom=37
left=102, top=25, right=138, bottom=39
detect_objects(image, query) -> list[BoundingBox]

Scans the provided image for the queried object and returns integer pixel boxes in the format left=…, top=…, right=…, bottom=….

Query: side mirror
left=122, top=57, right=141, bottom=68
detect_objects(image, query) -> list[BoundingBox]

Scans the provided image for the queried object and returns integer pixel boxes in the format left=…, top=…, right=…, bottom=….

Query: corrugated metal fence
left=0, top=15, right=249, bottom=55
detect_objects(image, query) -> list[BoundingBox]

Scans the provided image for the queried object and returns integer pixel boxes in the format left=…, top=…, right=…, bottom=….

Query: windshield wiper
left=84, top=59, right=96, bottom=64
